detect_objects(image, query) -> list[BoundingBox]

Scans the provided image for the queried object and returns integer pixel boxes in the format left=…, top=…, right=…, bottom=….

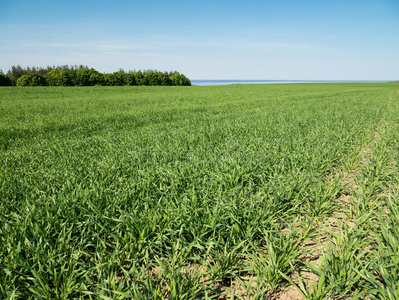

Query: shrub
left=76, top=69, right=91, bottom=86
left=105, top=72, right=124, bottom=86
left=88, top=69, right=106, bottom=86
left=143, top=71, right=159, bottom=86
left=170, top=74, right=191, bottom=86
left=46, top=70, right=73, bottom=86
left=30, top=74, right=47, bottom=86
left=16, top=74, right=32, bottom=86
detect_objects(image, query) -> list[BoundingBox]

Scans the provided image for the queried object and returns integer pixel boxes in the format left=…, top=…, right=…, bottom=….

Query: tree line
left=0, top=65, right=191, bottom=86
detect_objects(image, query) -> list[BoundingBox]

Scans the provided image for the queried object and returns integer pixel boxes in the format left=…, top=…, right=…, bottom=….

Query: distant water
left=191, top=80, right=388, bottom=86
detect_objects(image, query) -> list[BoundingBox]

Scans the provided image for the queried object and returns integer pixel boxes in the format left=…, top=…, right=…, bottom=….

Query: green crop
left=1, top=83, right=398, bottom=299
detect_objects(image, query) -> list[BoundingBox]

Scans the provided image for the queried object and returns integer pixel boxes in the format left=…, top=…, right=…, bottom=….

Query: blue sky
left=0, top=0, right=398, bottom=80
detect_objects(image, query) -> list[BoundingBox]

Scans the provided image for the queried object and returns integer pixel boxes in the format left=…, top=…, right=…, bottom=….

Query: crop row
left=0, top=83, right=398, bottom=298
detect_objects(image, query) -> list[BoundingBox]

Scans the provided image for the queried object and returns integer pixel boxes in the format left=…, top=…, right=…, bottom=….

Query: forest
left=0, top=65, right=191, bottom=86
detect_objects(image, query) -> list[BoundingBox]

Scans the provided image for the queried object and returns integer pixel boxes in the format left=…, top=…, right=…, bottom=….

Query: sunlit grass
left=1, top=83, right=398, bottom=298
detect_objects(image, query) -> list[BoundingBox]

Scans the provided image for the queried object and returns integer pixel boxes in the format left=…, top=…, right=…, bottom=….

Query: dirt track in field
left=273, top=119, right=385, bottom=300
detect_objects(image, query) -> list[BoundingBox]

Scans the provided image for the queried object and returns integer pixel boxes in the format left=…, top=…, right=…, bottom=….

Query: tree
left=7, top=65, right=25, bottom=85
left=143, top=71, right=162, bottom=86
left=133, top=71, right=144, bottom=86
left=0, top=73, right=12, bottom=86
left=75, top=69, right=91, bottom=86
left=158, top=72, right=172, bottom=86
left=123, top=73, right=137, bottom=86
left=5, top=65, right=191, bottom=87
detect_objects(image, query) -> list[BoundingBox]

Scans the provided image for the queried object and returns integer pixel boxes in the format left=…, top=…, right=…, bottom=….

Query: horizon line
left=190, top=79, right=394, bottom=82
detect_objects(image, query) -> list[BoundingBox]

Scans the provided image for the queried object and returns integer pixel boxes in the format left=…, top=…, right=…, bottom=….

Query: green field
left=1, top=83, right=399, bottom=299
